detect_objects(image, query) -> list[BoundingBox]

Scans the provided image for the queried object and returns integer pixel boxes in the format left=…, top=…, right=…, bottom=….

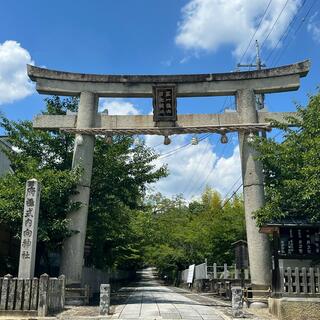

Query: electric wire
left=238, top=0, right=273, bottom=64
left=182, top=135, right=212, bottom=197
left=223, top=175, right=242, bottom=200
left=158, top=97, right=230, bottom=160
left=273, top=0, right=318, bottom=66
left=221, top=183, right=243, bottom=209
left=157, top=133, right=211, bottom=159
left=265, top=0, right=307, bottom=64
left=184, top=97, right=231, bottom=197
left=191, top=136, right=229, bottom=197
left=250, top=0, right=290, bottom=66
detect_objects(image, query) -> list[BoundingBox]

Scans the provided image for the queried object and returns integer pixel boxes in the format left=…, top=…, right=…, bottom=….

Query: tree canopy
left=0, top=97, right=167, bottom=273
left=134, top=188, right=245, bottom=281
left=0, top=96, right=246, bottom=279
left=253, top=92, right=320, bottom=225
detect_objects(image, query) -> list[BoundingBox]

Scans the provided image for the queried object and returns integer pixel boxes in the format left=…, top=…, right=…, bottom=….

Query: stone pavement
left=18, top=268, right=274, bottom=320
left=110, top=268, right=225, bottom=320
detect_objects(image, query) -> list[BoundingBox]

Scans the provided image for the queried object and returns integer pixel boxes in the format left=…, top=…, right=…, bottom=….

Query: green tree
left=0, top=96, right=167, bottom=273
left=253, top=92, right=320, bottom=225
left=139, top=189, right=245, bottom=282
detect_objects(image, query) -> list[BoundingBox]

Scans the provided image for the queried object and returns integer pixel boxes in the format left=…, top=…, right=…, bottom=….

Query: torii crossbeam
left=28, top=61, right=310, bottom=295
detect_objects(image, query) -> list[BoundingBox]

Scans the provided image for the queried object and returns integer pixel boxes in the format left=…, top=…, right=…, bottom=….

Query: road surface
left=111, top=268, right=225, bottom=320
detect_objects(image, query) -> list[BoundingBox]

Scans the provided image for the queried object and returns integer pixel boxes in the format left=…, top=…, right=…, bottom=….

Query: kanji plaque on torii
left=153, top=85, right=177, bottom=124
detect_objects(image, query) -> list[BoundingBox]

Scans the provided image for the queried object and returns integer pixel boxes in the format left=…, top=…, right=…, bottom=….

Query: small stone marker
left=100, top=284, right=110, bottom=315
left=232, top=286, right=243, bottom=318
left=18, top=179, right=41, bottom=278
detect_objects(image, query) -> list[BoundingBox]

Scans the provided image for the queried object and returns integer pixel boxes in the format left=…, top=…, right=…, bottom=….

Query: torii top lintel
left=27, top=60, right=310, bottom=98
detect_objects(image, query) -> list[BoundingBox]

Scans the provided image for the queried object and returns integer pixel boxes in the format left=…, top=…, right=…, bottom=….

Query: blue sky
left=0, top=0, right=319, bottom=200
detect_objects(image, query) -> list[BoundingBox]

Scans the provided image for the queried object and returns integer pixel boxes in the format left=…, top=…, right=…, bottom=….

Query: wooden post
left=30, top=278, right=39, bottom=310
left=295, top=267, right=300, bottom=294
left=38, top=273, right=49, bottom=316
left=223, top=263, right=228, bottom=279
left=272, top=230, right=280, bottom=296
left=287, top=267, right=292, bottom=294
left=0, top=274, right=12, bottom=310
left=279, top=267, right=284, bottom=294
left=302, top=267, right=307, bottom=294
left=317, top=268, right=320, bottom=295
left=309, top=268, right=315, bottom=294
left=84, top=284, right=90, bottom=305
left=23, top=279, right=31, bottom=310
left=15, top=279, right=24, bottom=310
left=7, top=277, right=16, bottom=310
left=213, top=263, right=217, bottom=279
left=234, top=264, right=239, bottom=280
left=58, top=275, right=66, bottom=310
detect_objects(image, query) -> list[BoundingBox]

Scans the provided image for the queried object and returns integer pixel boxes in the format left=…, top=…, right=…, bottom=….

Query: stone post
left=60, top=92, right=98, bottom=285
left=18, top=179, right=41, bottom=279
left=100, top=284, right=110, bottom=315
left=237, top=89, right=272, bottom=289
left=231, top=286, right=243, bottom=317
left=38, top=273, right=49, bottom=317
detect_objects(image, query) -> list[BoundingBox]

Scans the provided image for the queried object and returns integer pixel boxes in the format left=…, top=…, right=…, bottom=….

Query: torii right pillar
left=237, top=88, right=272, bottom=299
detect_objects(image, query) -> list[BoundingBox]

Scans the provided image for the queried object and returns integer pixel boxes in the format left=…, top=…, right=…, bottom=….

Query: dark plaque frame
left=153, top=85, right=177, bottom=123
left=277, top=226, right=320, bottom=259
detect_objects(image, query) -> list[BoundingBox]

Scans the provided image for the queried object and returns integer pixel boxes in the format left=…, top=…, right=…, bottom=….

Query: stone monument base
left=268, top=297, right=320, bottom=320
left=248, top=284, right=269, bottom=309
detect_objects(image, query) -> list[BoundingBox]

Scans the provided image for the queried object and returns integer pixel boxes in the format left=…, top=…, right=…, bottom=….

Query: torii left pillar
left=60, top=92, right=98, bottom=285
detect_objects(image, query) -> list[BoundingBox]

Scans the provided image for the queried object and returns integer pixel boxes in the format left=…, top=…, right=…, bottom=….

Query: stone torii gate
left=27, top=61, right=310, bottom=291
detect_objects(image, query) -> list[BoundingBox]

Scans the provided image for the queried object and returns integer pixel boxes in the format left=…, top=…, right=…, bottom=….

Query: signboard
left=234, top=241, right=249, bottom=269
left=18, top=179, right=41, bottom=278
left=187, top=264, right=195, bottom=284
left=153, top=85, right=177, bottom=123
left=278, top=227, right=320, bottom=257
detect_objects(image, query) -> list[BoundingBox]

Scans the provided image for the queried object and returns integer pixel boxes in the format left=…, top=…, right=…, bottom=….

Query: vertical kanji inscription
left=153, top=85, right=177, bottom=123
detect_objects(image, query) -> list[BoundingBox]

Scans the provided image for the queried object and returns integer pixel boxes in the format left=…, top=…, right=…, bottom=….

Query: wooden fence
left=0, top=273, right=65, bottom=316
left=180, top=262, right=250, bottom=282
left=279, top=267, right=320, bottom=297
left=180, top=262, right=251, bottom=300
left=207, top=263, right=250, bottom=280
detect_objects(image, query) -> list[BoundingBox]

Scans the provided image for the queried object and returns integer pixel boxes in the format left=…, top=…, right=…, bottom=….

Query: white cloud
left=146, top=134, right=241, bottom=200
left=308, top=13, right=320, bottom=43
left=99, top=98, right=140, bottom=115
left=175, top=0, right=301, bottom=59
left=0, top=40, right=34, bottom=105
left=98, top=99, right=242, bottom=201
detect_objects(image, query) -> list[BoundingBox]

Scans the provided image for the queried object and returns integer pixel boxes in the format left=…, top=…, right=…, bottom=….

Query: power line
left=238, top=0, right=273, bottom=64
left=250, top=0, right=290, bottom=65
left=223, top=175, right=242, bottom=200
left=222, top=183, right=243, bottom=209
left=182, top=135, right=212, bottom=197
left=266, top=0, right=307, bottom=65
left=191, top=136, right=229, bottom=197
left=273, top=0, right=318, bottom=66
left=158, top=95, right=230, bottom=160
left=185, top=96, right=233, bottom=198
left=158, top=133, right=211, bottom=160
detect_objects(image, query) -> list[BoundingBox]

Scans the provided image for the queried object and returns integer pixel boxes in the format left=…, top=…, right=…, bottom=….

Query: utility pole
left=237, top=40, right=267, bottom=136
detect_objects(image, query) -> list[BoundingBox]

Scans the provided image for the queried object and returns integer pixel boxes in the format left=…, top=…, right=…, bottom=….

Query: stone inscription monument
left=18, top=179, right=41, bottom=278
left=27, top=61, right=310, bottom=294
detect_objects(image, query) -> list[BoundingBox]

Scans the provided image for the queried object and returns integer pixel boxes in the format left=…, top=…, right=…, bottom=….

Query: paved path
left=111, top=268, right=225, bottom=320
